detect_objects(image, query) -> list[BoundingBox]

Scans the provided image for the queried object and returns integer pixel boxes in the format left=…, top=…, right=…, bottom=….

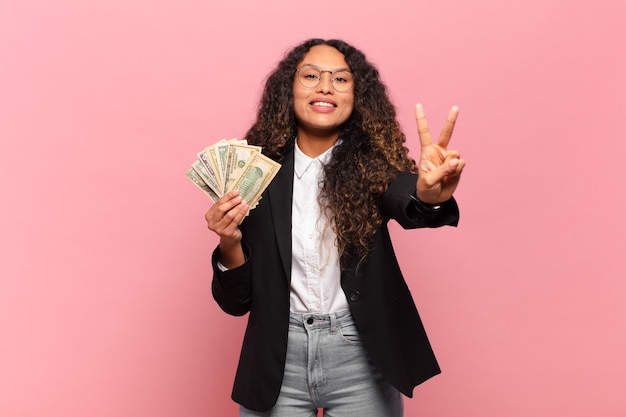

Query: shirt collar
left=294, top=139, right=335, bottom=179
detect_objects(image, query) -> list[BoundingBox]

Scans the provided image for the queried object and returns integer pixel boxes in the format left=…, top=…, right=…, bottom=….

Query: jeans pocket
left=338, top=322, right=364, bottom=345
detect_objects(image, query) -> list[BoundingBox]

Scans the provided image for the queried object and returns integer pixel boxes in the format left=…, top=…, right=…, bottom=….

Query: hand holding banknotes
left=205, top=190, right=248, bottom=268
left=186, top=138, right=282, bottom=268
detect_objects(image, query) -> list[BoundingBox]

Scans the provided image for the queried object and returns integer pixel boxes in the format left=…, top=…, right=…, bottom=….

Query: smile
left=311, top=101, right=336, bottom=108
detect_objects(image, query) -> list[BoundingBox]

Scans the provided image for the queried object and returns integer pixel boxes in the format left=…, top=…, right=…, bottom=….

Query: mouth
left=310, top=100, right=337, bottom=108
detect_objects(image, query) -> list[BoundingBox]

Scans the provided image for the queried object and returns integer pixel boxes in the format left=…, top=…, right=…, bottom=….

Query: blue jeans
left=240, top=309, right=403, bottom=417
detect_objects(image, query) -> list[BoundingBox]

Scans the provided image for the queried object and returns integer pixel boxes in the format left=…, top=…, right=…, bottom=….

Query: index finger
left=415, top=103, right=432, bottom=147
left=437, top=106, right=459, bottom=148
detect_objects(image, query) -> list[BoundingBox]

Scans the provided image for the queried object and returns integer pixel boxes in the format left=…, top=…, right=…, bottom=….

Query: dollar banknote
left=230, top=152, right=281, bottom=207
left=191, top=159, right=222, bottom=197
left=223, top=143, right=262, bottom=193
left=187, top=138, right=281, bottom=215
left=186, top=168, right=220, bottom=202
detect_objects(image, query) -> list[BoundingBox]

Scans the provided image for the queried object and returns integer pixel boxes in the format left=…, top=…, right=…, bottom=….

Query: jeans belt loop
left=329, top=312, right=337, bottom=335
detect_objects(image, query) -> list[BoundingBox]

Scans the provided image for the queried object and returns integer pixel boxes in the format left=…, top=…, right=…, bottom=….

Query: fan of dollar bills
left=186, top=138, right=282, bottom=211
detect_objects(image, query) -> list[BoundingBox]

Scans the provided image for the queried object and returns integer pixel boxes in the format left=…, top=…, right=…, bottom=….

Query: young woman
left=205, top=38, right=465, bottom=416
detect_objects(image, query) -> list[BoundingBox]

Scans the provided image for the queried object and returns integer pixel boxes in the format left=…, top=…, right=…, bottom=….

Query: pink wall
left=1, top=0, right=624, bottom=416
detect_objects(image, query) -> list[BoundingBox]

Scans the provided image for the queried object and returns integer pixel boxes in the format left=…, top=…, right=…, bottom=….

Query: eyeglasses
left=295, top=64, right=354, bottom=92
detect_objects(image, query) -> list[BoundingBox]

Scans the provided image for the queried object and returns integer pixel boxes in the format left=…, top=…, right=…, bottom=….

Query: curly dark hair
left=245, top=38, right=416, bottom=265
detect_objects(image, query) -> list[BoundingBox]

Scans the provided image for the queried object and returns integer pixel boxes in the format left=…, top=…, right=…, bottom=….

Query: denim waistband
left=289, top=308, right=353, bottom=332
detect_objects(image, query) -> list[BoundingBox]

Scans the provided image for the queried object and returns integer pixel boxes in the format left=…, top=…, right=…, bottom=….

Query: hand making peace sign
left=415, top=103, right=465, bottom=204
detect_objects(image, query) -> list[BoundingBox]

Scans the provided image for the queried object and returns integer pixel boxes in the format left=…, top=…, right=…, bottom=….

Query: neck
left=296, top=130, right=339, bottom=158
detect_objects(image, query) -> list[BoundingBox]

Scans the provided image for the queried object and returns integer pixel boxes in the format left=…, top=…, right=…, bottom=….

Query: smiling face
left=293, top=45, right=355, bottom=150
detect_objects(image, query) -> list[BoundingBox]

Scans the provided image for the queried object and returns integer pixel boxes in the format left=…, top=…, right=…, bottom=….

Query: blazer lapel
left=267, top=147, right=294, bottom=280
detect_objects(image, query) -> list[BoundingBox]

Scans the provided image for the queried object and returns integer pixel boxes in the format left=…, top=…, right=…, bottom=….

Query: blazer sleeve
left=382, top=171, right=459, bottom=229
left=211, top=242, right=253, bottom=316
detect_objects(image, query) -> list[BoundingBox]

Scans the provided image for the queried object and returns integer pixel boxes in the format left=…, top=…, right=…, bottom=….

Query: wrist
left=411, top=194, right=443, bottom=210
left=409, top=194, right=444, bottom=218
left=218, top=239, right=245, bottom=268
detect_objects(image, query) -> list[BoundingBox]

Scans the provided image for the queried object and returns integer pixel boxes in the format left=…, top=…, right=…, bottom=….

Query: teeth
left=312, top=102, right=334, bottom=107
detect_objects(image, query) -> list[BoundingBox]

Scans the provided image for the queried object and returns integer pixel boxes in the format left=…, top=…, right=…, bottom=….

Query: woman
left=206, top=38, right=465, bottom=416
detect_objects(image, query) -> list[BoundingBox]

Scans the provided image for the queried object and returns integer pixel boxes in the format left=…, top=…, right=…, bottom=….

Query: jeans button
left=306, top=317, right=314, bottom=325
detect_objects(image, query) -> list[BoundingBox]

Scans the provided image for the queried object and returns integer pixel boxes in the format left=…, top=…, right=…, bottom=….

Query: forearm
left=211, top=244, right=252, bottom=316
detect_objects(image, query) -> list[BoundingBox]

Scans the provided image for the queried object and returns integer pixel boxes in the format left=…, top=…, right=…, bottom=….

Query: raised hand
left=415, top=103, right=465, bottom=204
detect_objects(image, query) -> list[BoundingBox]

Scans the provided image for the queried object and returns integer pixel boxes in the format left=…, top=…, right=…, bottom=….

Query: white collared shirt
left=290, top=141, right=348, bottom=313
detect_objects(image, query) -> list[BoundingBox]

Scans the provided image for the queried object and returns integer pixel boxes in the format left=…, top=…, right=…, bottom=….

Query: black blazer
left=212, top=147, right=459, bottom=412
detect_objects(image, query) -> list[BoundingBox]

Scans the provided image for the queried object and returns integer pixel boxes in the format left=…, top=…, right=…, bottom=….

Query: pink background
left=1, top=0, right=625, bottom=416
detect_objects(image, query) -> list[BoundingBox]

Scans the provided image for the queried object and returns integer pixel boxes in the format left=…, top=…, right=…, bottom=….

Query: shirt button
left=306, top=317, right=314, bottom=325
left=349, top=291, right=360, bottom=302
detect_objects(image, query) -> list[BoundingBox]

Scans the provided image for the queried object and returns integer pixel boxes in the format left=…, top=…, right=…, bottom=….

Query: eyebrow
left=299, top=63, right=352, bottom=72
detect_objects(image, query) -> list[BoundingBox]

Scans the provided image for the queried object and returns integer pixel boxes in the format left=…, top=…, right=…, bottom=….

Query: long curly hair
left=245, top=38, right=416, bottom=265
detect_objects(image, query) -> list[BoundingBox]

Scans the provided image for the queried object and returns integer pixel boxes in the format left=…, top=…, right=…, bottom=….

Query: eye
left=299, top=66, right=321, bottom=80
left=333, top=71, right=352, bottom=83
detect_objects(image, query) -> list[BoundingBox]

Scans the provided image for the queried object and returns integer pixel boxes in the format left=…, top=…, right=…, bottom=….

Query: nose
left=317, top=70, right=333, bottom=93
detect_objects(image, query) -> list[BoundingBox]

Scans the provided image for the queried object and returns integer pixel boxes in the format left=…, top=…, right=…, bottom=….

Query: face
left=293, top=45, right=355, bottom=140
